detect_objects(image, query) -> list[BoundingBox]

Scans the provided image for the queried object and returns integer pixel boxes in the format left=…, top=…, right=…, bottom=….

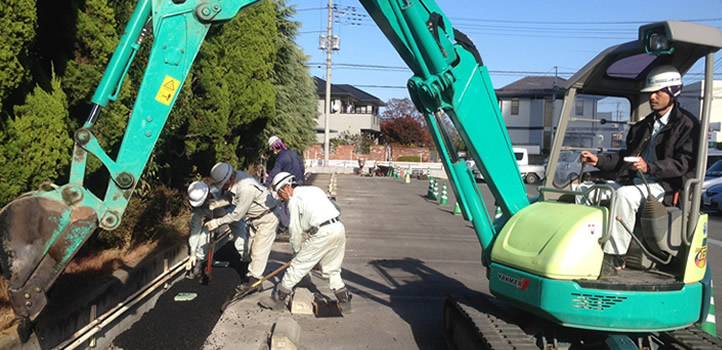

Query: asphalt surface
left=107, top=175, right=722, bottom=349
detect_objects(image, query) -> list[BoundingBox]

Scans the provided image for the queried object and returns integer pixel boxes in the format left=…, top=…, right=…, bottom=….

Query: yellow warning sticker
left=155, top=75, right=180, bottom=106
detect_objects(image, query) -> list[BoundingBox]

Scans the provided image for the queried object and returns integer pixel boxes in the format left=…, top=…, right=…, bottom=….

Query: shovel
left=221, top=261, right=292, bottom=311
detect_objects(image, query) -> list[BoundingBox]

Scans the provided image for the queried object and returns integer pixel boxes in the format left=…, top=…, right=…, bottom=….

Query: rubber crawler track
left=444, top=296, right=722, bottom=350
left=444, top=296, right=538, bottom=350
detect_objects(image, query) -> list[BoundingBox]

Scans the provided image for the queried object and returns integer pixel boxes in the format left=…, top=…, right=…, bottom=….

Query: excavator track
left=658, top=326, right=722, bottom=350
left=444, top=295, right=722, bottom=350
left=444, top=296, right=538, bottom=350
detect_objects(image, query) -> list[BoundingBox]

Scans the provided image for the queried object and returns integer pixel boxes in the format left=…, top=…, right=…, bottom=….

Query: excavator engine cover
left=0, top=195, right=97, bottom=320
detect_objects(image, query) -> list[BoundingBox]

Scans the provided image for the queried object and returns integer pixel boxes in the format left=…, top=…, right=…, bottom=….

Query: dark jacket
left=596, top=102, right=699, bottom=206
left=266, top=149, right=305, bottom=186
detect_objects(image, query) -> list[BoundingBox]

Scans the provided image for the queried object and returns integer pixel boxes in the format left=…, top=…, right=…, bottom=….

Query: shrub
left=397, top=156, right=422, bottom=162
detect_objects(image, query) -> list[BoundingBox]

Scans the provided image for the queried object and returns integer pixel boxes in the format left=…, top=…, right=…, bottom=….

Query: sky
left=286, top=0, right=722, bottom=105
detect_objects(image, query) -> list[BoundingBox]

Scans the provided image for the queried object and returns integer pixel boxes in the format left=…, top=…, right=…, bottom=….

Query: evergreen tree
left=0, top=0, right=37, bottom=113
left=0, top=74, right=72, bottom=207
left=267, top=0, right=317, bottom=153
left=158, top=0, right=278, bottom=185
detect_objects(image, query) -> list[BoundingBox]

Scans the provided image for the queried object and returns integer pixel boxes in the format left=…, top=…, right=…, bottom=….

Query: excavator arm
left=0, top=0, right=261, bottom=323
left=358, top=0, right=529, bottom=258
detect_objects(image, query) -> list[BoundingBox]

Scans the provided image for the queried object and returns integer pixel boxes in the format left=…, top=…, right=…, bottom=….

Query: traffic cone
left=494, top=206, right=503, bottom=220
left=405, top=172, right=411, bottom=184
left=701, top=281, right=717, bottom=336
left=432, top=179, right=439, bottom=200
left=426, top=167, right=431, bottom=176
left=439, top=183, right=448, bottom=205
left=453, top=202, right=462, bottom=216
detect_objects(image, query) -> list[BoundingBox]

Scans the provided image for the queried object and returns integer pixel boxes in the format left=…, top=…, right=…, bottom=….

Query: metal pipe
left=55, top=256, right=189, bottom=350
left=686, top=52, right=715, bottom=237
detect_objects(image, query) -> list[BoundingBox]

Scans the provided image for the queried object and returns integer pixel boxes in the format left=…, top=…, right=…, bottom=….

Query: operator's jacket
left=595, top=102, right=700, bottom=206
left=213, top=171, right=278, bottom=227
left=266, top=149, right=305, bottom=186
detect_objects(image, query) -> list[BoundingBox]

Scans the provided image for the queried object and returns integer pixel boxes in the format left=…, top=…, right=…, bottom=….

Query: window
left=511, top=99, right=519, bottom=115
left=576, top=99, right=584, bottom=116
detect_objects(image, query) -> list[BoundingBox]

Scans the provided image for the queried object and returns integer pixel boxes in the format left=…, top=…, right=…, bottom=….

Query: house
left=495, top=76, right=625, bottom=155
left=679, top=80, right=722, bottom=146
left=313, top=77, right=385, bottom=144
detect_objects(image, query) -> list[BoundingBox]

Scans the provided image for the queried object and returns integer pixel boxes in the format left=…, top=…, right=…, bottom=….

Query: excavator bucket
left=0, top=195, right=97, bottom=321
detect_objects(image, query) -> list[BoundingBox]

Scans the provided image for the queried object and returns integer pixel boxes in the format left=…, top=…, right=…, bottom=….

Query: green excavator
left=1, top=0, right=721, bottom=348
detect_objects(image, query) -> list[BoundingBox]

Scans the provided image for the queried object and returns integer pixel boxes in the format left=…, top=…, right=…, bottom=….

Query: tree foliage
left=381, top=97, right=422, bottom=121
left=0, top=74, right=72, bottom=206
left=266, top=0, right=317, bottom=154
left=330, top=131, right=375, bottom=154
left=0, top=0, right=37, bottom=112
left=380, top=116, right=430, bottom=146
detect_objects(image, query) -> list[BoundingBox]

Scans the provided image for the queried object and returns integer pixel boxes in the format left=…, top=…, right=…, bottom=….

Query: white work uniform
left=576, top=110, right=670, bottom=255
left=212, top=171, right=279, bottom=279
left=280, top=186, right=346, bottom=292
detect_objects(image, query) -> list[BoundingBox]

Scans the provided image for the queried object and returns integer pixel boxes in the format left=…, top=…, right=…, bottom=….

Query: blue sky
left=286, top=0, right=722, bottom=104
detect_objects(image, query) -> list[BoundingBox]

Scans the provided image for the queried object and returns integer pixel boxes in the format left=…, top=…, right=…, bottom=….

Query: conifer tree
left=0, top=75, right=72, bottom=206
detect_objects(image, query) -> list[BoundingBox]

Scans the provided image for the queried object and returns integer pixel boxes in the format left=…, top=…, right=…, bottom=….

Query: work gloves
left=204, top=219, right=221, bottom=232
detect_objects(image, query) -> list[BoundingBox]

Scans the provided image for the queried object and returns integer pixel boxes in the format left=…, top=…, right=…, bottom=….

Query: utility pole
left=323, top=0, right=333, bottom=166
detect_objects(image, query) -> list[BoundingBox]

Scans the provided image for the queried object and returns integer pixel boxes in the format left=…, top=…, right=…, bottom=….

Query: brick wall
left=304, top=143, right=433, bottom=162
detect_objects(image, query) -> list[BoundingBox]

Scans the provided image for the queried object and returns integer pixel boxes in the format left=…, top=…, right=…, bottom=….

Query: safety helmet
left=210, top=162, right=234, bottom=189
left=641, top=65, right=683, bottom=97
left=187, top=181, right=209, bottom=208
left=272, top=172, right=296, bottom=192
left=268, top=136, right=281, bottom=150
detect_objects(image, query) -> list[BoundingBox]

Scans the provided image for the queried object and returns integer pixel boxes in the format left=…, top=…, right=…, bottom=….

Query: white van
left=467, top=147, right=545, bottom=184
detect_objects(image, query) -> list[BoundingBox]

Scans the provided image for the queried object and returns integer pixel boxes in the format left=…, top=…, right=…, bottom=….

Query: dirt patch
left=0, top=216, right=190, bottom=333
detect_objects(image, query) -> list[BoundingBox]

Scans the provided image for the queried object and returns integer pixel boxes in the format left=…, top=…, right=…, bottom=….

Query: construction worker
left=206, top=162, right=280, bottom=291
left=259, top=172, right=352, bottom=313
left=265, top=136, right=305, bottom=230
left=186, top=181, right=249, bottom=280
left=579, top=65, right=699, bottom=276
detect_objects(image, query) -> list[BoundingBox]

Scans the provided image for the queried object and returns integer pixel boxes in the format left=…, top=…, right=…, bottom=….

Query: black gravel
left=111, top=242, right=246, bottom=350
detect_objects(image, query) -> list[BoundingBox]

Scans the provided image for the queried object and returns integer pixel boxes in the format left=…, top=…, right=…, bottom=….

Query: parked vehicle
left=552, top=150, right=600, bottom=187
left=467, top=148, right=545, bottom=184
left=702, top=182, right=722, bottom=213
left=702, top=159, right=722, bottom=191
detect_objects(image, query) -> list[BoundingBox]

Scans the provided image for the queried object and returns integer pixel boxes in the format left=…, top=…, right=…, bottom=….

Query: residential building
left=313, top=77, right=385, bottom=144
left=496, top=76, right=625, bottom=154
left=679, top=80, right=722, bottom=145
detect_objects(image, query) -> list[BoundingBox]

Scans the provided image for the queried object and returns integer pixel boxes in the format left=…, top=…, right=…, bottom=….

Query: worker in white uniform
left=206, top=162, right=280, bottom=291
left=186, top=181, right=249, bottom=280
left=259, top=172, right=351, bottom=313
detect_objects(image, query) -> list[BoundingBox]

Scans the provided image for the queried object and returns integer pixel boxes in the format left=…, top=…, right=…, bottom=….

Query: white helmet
left=641, top=65, right=682, bottom=96
left=268, top=136, right=281, bottom=150
left=187, top=181, right=209, bottom=207
left=210, top=162, right=233, bottom=189
left=272, top=172, right=296, bottom=192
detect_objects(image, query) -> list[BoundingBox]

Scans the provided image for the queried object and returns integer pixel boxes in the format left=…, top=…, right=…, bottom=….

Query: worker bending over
left=260, top=172, right=351, bottom=313
left=186, top=181, right=249, bottom=281
left=206, top=162, right=280, bottom=291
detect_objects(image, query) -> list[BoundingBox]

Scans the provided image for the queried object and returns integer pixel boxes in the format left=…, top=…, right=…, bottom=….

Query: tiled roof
left=496, top=76, right=567, bottom=98
left=314, top=77, right=386, bottom=105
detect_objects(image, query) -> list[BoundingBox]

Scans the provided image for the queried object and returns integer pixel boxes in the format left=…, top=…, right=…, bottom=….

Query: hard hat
left=268, top=136, right=281, bottom=150
left=211, top=162, right=233, bottom=189
left=641, top=65, right=683, bottom=96
left=272, top=172, right=296, bottom=192
left=187, top=181, right=209, bottom=208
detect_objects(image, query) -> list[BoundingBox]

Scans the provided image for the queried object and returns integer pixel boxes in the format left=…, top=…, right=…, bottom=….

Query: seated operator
left=579, top=65, right=699, bottom=276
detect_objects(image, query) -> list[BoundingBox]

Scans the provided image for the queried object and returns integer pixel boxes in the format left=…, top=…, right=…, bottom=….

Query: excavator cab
left=543, top=21, right=722, bottom=277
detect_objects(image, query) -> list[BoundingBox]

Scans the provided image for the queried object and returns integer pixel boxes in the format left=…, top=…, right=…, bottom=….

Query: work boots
left=259, top=285, right=292, bottom=311
left=334, top=287, right=353, bottom=314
